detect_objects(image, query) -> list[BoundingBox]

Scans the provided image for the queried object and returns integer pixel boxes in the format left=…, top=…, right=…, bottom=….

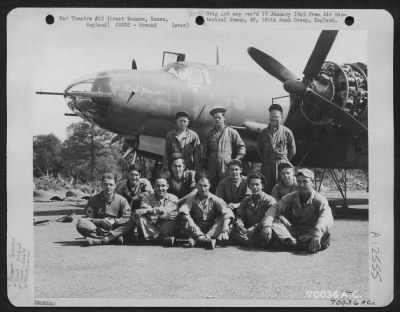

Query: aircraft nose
left=64, top=72, right=113, bottom=122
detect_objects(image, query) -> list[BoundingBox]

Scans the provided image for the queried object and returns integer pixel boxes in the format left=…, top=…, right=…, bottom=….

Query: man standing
left=163, top=111, right=201, bottom=171
left=179, top=170, right=234, bottom=249
left=216, top=159, right=251, bottom=211
left=257, top=103, right=296, bottom=194
left=132, top=174, right=179, bottom=246
left=115, top=163, right=153, bottom=210
left=76, top=173, right=133, bottom=246
left=261, top=168, right=334, bottom=253
left=271, top=163, right=297, bottom=201
left=231, top=172, right=276, bottom=247
left=203, top=107, right=246, bottom=191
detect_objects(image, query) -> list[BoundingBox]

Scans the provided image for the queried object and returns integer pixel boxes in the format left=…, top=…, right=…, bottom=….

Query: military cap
left=278, top=162, right=294, bottom=172
left=170, top=152, right=184, bottom=162
left=228, top=159, right=242, bottom=168
left=209, top=106, right=226, bottom=116
left=128, top=163, right=143, bottom=173
left=296, top=168, right=314, bottom=180
left=269, top=103, right=283, bottom=113
left=175, top=111, right=190, bottom=119
left=247, top=171, right=266, bottom=185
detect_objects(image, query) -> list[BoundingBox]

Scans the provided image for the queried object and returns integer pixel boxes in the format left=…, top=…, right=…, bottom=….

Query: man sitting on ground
left=271, top=163, right=297, bottom=201
left=261, top=168, right=334, bottom=253
left=115, top=163, right=153, bottom=210
left=179, top=170, right=234, bottom=249
left=216, top=159, right=251, bottom=212
left=76, top=173, right=133, bottom=246
left=231, top=172, right=276, bottom=247
left=132, top=174, right=179, bottom=246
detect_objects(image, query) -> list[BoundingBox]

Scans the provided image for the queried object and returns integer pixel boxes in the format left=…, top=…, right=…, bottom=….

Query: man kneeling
left=231, top=172, right=276, bottom=247
left=76, top=173, right=133, bottom=246
left=179, top=170, right=234, bottom=249
left=261, top=168, right=334, bottom=253
left=132, top=174, right=179, bottom=246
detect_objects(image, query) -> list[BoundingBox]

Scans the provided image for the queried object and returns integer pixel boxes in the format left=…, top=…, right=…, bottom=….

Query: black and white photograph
left=7, top=8, right=394, bottom=307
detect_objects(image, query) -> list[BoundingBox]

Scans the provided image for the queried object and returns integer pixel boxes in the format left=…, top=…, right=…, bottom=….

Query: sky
left=8, top=8, right=367, bottom=141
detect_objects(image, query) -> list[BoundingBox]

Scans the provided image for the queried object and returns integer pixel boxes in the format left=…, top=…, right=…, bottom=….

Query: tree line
left=33, top=121, right=128, bottom=184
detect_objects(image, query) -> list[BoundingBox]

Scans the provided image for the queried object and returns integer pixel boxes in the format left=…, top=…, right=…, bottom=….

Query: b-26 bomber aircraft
left=37, top=30, right=368, bottom=176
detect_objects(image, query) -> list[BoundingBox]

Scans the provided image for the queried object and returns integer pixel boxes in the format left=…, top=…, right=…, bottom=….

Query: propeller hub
left=283, top=80, right=306, bottom=95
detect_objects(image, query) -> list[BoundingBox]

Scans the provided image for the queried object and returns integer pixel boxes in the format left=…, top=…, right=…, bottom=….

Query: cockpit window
left=164, top=64, right=209, bottom=85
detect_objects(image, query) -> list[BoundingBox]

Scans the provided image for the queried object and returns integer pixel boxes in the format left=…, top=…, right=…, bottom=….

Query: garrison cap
left=209, top=106, right=226, bottom=116
left=269, top=103, right=283, bottom=113
left=175, top=111, right=190, bottom=119
left=247, top=171, right=266, bottom=185
left=278, top=162, right=294, bottom=172
left=228, top=159, right=242, bottom=168
left=296, top=168, right=314, bottom=180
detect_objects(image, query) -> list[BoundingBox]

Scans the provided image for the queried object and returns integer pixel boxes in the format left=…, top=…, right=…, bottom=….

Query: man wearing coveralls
left=132, top=174, right=179, bottom=246
left=163, top=111, right=202, bottom=171
left=257, top=103, right=296, bottom=194
left=231, top=172, right=276, bottom=247
left=115, top=163, right=153, bottom=210
left=167, top=153, right=196, bottom=200
left=216, top=159, right=251, bottom=212
left=179, top=170, right=234, bottom=249
left=271, top=162, right=297, bottom=201
left=76, top=173, right=133, bottom=246
left=203, top=106, right=246, bottom=191
left=261, top=168, right=334, bottom=253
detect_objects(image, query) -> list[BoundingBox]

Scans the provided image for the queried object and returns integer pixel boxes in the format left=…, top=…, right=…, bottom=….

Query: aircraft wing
left=231, top=121, right=268, bottom=134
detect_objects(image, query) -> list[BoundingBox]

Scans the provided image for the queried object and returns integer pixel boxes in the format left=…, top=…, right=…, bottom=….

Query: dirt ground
left=33, top=199, right=369, bottom=301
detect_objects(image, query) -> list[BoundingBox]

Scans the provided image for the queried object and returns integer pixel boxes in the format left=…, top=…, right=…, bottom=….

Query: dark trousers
left=76, top=218, right=133, bottom=242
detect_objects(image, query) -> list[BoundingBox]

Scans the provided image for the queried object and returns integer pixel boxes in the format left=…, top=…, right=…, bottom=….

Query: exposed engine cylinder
left=302, top=61, right=368, bottom=130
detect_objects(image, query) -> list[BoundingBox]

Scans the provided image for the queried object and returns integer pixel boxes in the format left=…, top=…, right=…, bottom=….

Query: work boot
left=197, top=236, right=216, bottom=249
left=87, top=237, right=105, bottom=246
left=161, top=236, right=175, bottom=247
left=320, top=232, right=331, bottom=250
left=187, top=237, right=197, bottom=247
left=209, top=239, right=217, bottom=250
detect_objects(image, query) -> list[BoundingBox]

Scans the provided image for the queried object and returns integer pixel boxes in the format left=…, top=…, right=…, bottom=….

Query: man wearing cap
left=257, top=103, right=296, bottom=194
left=231, top=172, right=276, bottom=247
left=179, top=170, right=234, bottom=249
left=271, top=163, right=297, bottom=201
left=203, top=106, right=246, bottom=191
left=132, top=174, right=179, bottom=246
left=163, top=111, right=201, bottom=171
left=115, top=163, right=153, bottom=211
left=216, top=159, right=251, bottom=211
left=167, top=153, right=197, bottom=202
left=261, top=168, right=334, bottom=253
left=76, top=173, right=133, bottom=246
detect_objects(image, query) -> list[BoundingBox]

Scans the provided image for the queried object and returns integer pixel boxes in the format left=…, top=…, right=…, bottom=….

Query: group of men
left=76, top=103, right=333, bottom=253
left=162, top=103, right=295, bottom=194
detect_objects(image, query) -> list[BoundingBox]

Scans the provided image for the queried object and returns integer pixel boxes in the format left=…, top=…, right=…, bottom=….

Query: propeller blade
left=283, top=80, right=306, bottom=95
left=302, top=30, right=338, bottom=83
left=248, top=47, right=299, bottom=83
left=304, top=89, right=367, bottom=137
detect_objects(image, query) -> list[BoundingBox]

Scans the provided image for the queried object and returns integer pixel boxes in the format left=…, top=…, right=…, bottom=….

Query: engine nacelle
left=301, top=61, right=368, bottom=130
